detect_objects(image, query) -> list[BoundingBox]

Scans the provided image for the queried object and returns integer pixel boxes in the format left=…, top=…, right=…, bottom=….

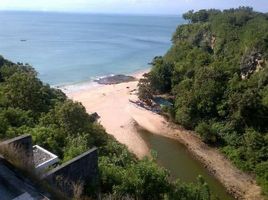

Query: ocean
left=0, top=11, right=182, bottom=86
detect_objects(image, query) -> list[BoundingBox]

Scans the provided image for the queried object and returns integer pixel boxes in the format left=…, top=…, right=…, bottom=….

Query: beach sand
left=65, top=70, right=151, bottom=158
left=65, top=70, right=263, bottom=200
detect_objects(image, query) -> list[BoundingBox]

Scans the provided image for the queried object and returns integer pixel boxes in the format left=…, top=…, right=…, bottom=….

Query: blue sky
left=0, top=0, right=267, bottom=15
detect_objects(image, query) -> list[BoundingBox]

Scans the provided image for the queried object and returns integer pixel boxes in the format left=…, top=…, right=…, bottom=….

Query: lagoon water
left=139, top=129, right=234, bottom=200
left=0, top=11, right=180, bottom=86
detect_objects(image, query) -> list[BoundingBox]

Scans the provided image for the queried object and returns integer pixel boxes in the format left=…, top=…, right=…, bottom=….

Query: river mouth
left=137, top=127, right=234, bottom=200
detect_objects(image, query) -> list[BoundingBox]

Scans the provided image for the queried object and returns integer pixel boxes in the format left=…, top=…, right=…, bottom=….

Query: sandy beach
left=65, top=70, right=264, bottom=200
left=65, top=70, right=151, bottom=158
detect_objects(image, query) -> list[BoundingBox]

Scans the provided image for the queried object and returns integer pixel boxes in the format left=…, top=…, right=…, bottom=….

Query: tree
left=40, top=100, right=92, bottom=135
left=195, top=122, right=218, bottom=144
left=183, top=10, right=194, bottom=22
left=149, top=57, right=174, bottom=94
left=3, top=72, right=49, bottom=113
left=63, top=134, right=90, bottom=162
left=138, top=73, right=153, bottom=105
left=168, top=176, right=211, bottom=200
left=31, top=126, right=65, bottom=157
left=255, top=161, right=268, bottom=196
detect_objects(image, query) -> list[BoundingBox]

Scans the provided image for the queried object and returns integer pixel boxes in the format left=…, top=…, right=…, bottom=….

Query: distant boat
left=20, top=39, right=27, bottom=42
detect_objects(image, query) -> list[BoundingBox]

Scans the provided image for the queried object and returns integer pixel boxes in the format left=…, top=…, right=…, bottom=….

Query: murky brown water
left=138, top=129, right=234, bottom=200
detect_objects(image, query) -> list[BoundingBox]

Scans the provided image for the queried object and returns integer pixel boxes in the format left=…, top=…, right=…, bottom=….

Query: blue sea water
left=0, top=11, right=182, bottom=86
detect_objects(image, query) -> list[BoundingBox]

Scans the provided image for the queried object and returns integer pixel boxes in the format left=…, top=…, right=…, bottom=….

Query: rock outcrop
left=241, top=49, right=265, bottom=79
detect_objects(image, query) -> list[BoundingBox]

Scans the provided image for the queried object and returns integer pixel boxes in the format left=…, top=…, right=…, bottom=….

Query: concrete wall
left=0, top=135, right=99, bottom=198
left=0, top=135, right=34, bottom=165
left=43, top=147, right=98, bottom=196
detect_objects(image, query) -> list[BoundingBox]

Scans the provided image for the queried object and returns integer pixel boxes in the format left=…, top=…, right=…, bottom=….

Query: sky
left=0, top=0, right=267, bottom=15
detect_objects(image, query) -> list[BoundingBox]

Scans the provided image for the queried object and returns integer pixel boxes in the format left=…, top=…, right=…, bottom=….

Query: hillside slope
left=139, top=7, right=268, bottom=196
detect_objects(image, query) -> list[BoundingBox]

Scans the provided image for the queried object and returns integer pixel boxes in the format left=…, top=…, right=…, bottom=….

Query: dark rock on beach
left=94, top=74, right=136, bottom=85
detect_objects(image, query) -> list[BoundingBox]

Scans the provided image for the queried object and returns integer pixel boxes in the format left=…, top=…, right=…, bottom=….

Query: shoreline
left=64, top=70, right=264, bottom=200
left=57, top=68, right=149, bottom=93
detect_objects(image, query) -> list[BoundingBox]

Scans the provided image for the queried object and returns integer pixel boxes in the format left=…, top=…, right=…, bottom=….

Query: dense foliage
left=0, top=56, right=213, bottom=199
left=138, top=7, right=268, bottom=196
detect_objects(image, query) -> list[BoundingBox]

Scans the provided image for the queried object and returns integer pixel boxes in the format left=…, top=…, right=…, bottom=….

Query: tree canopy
left=139, top=7, right=268, bottom=196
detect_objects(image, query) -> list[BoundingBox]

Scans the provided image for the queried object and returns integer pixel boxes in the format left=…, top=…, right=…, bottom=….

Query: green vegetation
left=0, top=55, right=214, bottom=199
left=138, top=7, right=268, bottom=196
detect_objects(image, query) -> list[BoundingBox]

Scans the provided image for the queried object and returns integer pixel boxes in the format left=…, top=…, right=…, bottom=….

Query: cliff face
left=172, top=15, right=268, bottom=80
left=241, top=50, right=266, bottom=79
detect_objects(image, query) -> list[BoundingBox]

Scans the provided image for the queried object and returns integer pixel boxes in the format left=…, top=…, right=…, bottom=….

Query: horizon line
left=0, top=9, right=183, bottom=17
